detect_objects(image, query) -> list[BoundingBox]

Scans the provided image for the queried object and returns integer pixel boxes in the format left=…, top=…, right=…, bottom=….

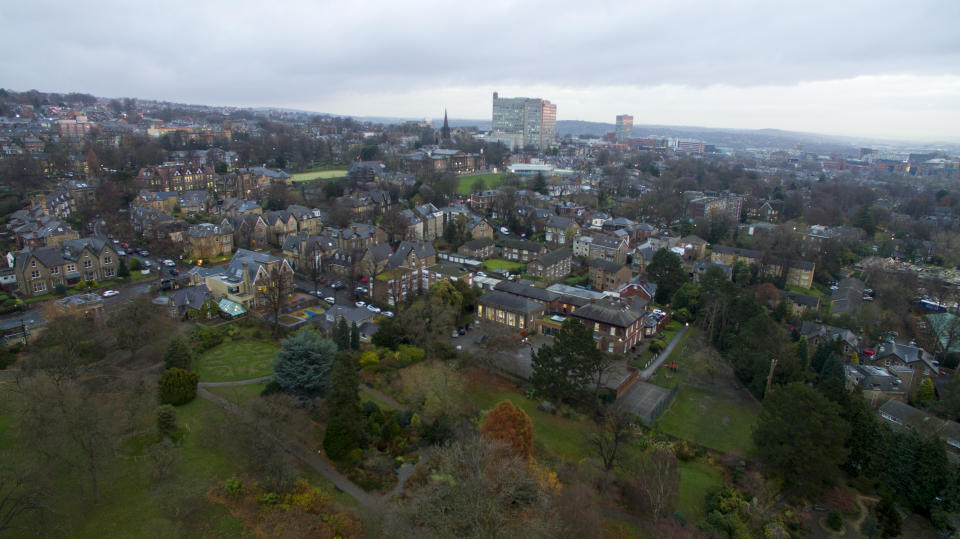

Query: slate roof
left=478, top=291, right=544, bottom=314
left=225, top=249, right=285, bottom=281
left=533, top=249, right=572, bottom=267
left=169, top=285, right=213, bottom=310
left=589, top=259, right=625, bottom=273
left=572, top=298, right=645, bottom=328
left=494, top=281, right=561, bottom=303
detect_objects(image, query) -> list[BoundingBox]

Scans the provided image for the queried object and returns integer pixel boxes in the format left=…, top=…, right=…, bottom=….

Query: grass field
left=205, top=382, right=268, bottom=404
left=465, top=373, right=594, bottom=461
left=456, top=173, right=504, bottom=195
left=291, top=169, right=348, bottom=183
left=677, top=461, right=724, bottom=521
left=483, top=258, right=526, bottom=272
left=196, top=339, right=279, bottom=382
left=651, top=330, right=759, bottom=455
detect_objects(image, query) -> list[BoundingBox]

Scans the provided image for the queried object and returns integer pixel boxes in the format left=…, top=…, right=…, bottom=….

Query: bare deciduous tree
left=590, top=404, right=636, bottom=471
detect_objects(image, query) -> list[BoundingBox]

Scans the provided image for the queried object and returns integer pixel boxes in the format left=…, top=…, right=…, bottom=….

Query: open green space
left=657, top=384, right=757, bottom=454
left=291, top=169, right=348, bottom=183
left=678, top=461, right=724, bottom=521
left=205, top=382, right=268, bottom=404
left=465, top=380, right=593, bottom=461
left=786, top=284, right=822, bottom=297
left=457, top=173, right=504, bottom=195
left=650, top=330, right=758, bottom=454
left=483, top=258, right=526, bottom=272
left=196, top=339, right=279, bottom=382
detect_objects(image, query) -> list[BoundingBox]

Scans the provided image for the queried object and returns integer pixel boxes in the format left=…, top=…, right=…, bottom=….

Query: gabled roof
left=589, top=259, right=626, bottom=274
left=478, top=291, right=544, bottom=314
left=533, top=249, right=572, bottom=267
left=169, top=285, right=213, bottom=310
left=225, top=249, right=286, bottom=282
left=572, top=298, right=645, bottom=328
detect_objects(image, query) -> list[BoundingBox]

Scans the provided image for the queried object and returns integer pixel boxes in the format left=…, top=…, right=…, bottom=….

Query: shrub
left=54, top=283, right=68, bottom=296
left=827, top=509, right=843, bottom=531
left=155, top=404, right=177, bottom=439
left=157, top=368, right=198, bottom=405
left=164, top=336, right=194, bottom=370
left=359, top=350, right=380, bottom=368
left=649, top=339, right=667, bottom=354
left=396, top=344, right=425, bottom=365
left=192, top=327, right=224, bottom=353
left=224, top=476, right=242, bottom=496
left=260, top=492, right=280, bottom=505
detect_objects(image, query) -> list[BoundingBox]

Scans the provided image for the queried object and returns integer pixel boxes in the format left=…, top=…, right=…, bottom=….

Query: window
left=83, top=259, right=92, bottom=269
left=66, top=264, right=76, bottom=273
left=30, top=260, right=36, bottom=268
left=50, top=267, right=59, bottom=275
left=609, top=326, right=616, bottom=336
left=33, top=282, right=45, bottom=293
left=608, top=343, right=614, bottom=353
left=104, top=257, right=112, bottom=265
left=104, top=268, right=115, bottom=278
left=30, top=270, right=40, bottom=279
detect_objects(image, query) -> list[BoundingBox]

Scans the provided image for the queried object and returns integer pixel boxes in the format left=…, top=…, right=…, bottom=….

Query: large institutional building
left=490, top=92, right=556, bottom=151
left=616, top=114, right=633, bottom=143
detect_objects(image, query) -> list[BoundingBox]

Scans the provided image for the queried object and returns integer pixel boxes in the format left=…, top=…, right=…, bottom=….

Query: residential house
left=587, top=233, right=629, bottom=265
left=204, top=249, right=294, bottom=310
left=168, top=285, right=216, bottom=319
left=414, top=203, right=444, bottom=241
left=14, top=237, right=119, bottom=297
left=786, top=292, right=821, bottom=316
left=137, top=191, right=180, bottom=213
left=178, top=190, right=211, bottom=215
left=458, top=238, right=496, bottom=260
left=136, top=164, right=216, bottom=192
left=494, top=281, right=563, bottom=313
left=874, top=341, right=939, bottom=392
left=281, top=233, right=338, bottom=276
left=544, top=215, right=579, bottom=245
left=589, top=259, right=632, bottom=292
left=231, top=214, right=268, bottom=250
left=800, top=321, right=859, bottom=354
left=678, top=235, right=708, bottom=260
left=262, top=210, right=299, bottom=247
left=570, top=297, right=646, bottom=354
left=845, top=364, right=908, bottom=407
left=878, top=400, right=960, bottom=456
left=286, top=205, right=325, bottom=235
left=830, top=277, right=865, bottom=317
left=186, top=223, right=233, bottom=260
left=527, top=249, right=572, bottom=282
left=500, top=238, right=547, bottom=263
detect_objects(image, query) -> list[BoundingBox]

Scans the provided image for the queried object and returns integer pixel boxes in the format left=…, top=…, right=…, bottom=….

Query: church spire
left=441, top=109, right=451, bottom=145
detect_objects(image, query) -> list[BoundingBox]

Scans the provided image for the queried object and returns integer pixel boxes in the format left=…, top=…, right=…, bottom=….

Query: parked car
left=367, top=305, right=381, bottom=313
left=324, top=297, right=336, bottom=304
left=451, top=330, right=459, bottom=338
left=382, top=311, right=394, bottom=318
left=102, top=290, right=119, bottom=298
left=163, top=259, right=176, bottom=267
left=116, top=250, right=126, bottom=256
left=140, top=250, right=150, bottom=256
left=331, top=281, right=344, bottom=289
left=458, top=328, right=466, bottom=336
left=355, top=301, right=366, bottom=308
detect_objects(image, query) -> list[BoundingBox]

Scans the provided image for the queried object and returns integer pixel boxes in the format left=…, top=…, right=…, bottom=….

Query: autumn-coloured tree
left=480, top=400, right=534, bottom=459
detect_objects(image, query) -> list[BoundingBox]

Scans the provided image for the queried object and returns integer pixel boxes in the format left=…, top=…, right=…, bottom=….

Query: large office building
left=616, top=114, right=633, bottom=143
left=490, top=92, right=557, bottom=151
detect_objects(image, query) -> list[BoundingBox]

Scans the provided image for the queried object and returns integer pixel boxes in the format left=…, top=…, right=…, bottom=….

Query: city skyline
left=2, top=1, right=959, bottom=142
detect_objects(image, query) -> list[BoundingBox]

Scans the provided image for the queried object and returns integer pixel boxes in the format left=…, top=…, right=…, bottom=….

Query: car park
left=102, top=290, right=119, bottom=297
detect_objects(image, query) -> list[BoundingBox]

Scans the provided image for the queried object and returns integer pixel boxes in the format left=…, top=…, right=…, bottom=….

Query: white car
left=367, top=305, right=381, bottom=313
left=324, top=297, right=336, bottom=304
left=102, top=290, right=119, bottom=298
left=476, top=271, right=487, bottom=278
left=382, top=311, right=394, bottom=318
left=355, top=301, right=366, bottom=308
left=163, top=259, right=176, bottom=267
left=140, top=269, right=150, bottom=275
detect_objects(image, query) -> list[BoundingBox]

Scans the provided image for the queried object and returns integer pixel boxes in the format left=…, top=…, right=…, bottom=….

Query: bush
left=260, top=492, right=280, bottom=505
left=164, top=336, right=194, bottom=370
left=826, top=509, right=843, bottom=531
left=54, top=283, right=68, bottom=296
left=649, top=339, right=667, bottom=354
left=155, top=404, right=178, bottom=439
left=192, top=326, right=224, bottom=353
left=157, top=368, right=198, bottom=405
left=224, top=476, right=242, bottom=496
left=359, top=350, right=379, bottom=368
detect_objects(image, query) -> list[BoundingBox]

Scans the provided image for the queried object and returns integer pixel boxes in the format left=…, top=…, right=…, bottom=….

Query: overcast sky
left=2, top=0, right=959, bottom=141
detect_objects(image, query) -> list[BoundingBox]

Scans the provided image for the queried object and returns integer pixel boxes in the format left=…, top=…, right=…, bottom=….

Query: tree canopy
left=272, top=329, right=338, bottom=402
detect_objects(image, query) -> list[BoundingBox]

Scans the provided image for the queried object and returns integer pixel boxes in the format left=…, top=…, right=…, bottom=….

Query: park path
left=198, top=375, right=273, bottom=388
left=638, top=325, right=690, bottom=380
left=197, top=375, right=417, bottom=507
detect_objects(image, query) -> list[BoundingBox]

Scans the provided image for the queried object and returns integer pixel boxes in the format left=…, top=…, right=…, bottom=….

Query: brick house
left=500, top=238, right=547, bottom=263
left=477, top=291, right=544, bottom=330
left=458, top=238, right=496, bottom=260
left=544, top=215, right=579, bottom=245
left=527, top=249, right=572, bottom=282
left=570, top=298, right=646, bottom=354
left=589, top=259, right=632, bottom=292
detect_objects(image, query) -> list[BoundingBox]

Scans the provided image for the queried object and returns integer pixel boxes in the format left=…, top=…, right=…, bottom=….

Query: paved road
left=638, top=325, right=689, bottom=380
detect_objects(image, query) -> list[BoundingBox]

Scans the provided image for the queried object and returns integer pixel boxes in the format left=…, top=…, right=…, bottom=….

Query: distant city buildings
left=615, top=114, right=633, bottom=143
left=490, top=92, right=556, bottom=151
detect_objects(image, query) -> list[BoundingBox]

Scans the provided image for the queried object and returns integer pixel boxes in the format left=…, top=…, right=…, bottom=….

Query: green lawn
left=196, top=339, right=279, bottom=382
left=290, top=169, right=348, bottom=183
left=483, top=259, right=526, bottom=272
left=205, top=382, right=267, bottom=404
left=677, top=461, right=724, bottom=521
left=457, top=173, right=504, bottom=195
left=466, top=382, right=593, bottom=461
left=657, top=385, right=757, bottom=454
left=786, top=284, right=821, bottom=297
